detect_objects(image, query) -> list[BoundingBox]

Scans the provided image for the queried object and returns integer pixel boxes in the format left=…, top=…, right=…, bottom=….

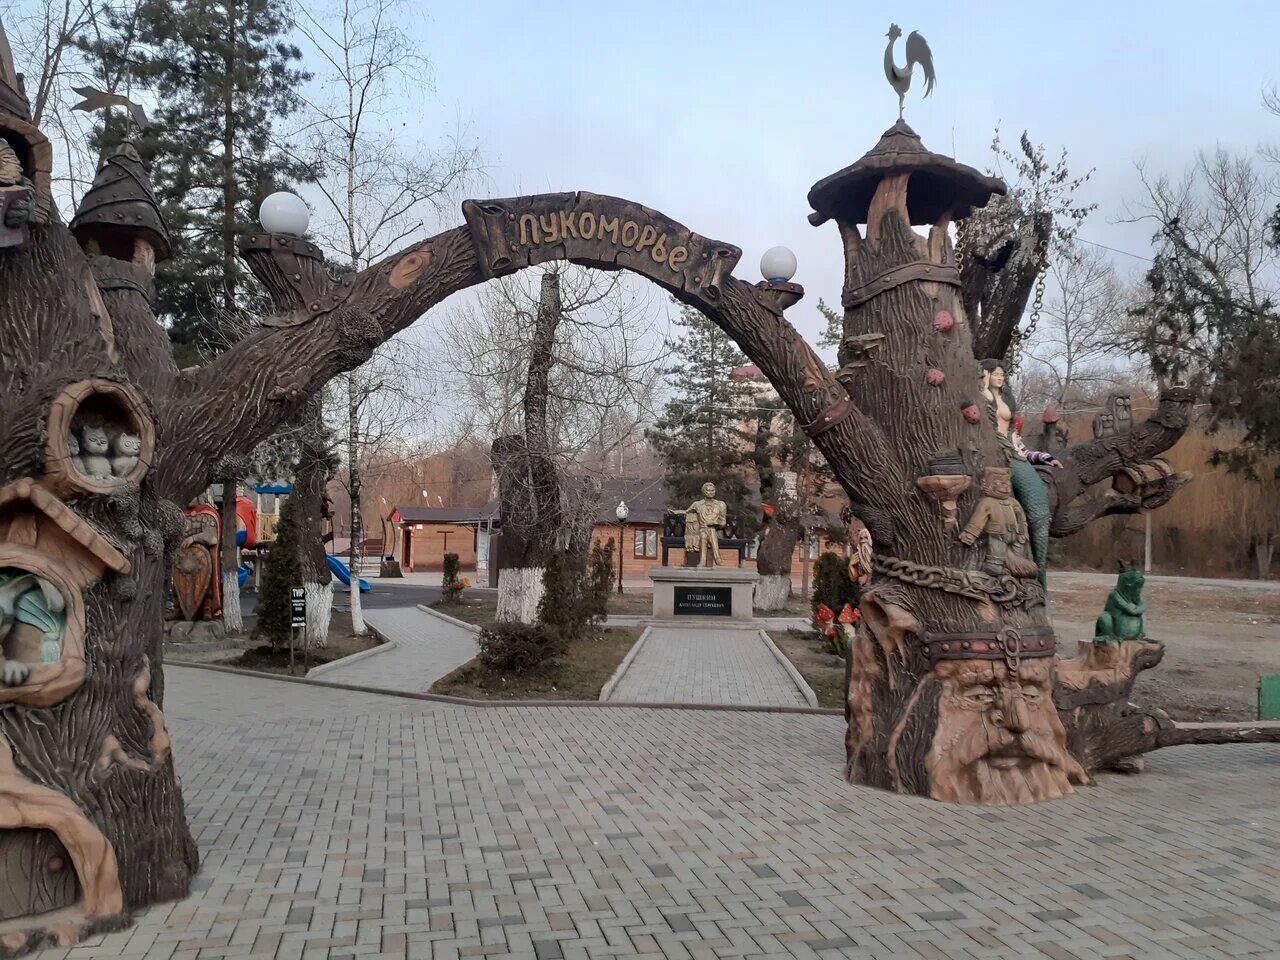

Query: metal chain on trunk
left=1004, top=234, right=1048, bottom=376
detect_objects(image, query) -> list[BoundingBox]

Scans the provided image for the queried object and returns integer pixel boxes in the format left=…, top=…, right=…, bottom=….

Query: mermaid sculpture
left=979, top=360, right=1061, bottom=584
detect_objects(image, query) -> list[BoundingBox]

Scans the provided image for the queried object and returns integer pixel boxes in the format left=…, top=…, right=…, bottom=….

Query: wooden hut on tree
left=0, top=16, right=1275, bottom=955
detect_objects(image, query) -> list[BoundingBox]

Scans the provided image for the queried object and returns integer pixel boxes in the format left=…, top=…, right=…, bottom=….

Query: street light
left=258, top=191, right=310, bottom=236
left=615, top=500, right=629, bottom=594
left=760, top=245, right=797, bottom=283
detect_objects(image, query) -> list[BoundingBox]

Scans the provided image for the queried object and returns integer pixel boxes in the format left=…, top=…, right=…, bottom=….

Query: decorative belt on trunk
left=842, top=261, right=960, bottom=310
left=920, top=626, right=1056, bottom=669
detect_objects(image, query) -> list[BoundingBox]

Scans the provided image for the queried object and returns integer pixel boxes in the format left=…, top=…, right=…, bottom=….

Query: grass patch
left=430, top=626, right=640, bottom=701
left=769, top=629, right=846, bottom=709
left=605, top=591, right=653, bottom=615
left=429, top=598, right=498, bottom=625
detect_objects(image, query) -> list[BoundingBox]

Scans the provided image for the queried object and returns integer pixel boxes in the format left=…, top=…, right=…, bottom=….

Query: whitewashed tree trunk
left=347, top=373, right=368, bottom=635
left=221, top=572, right=243, bottom=632
left=304, top=581, right=333, bottom=648
left=497, top=567, right=545, bottom=623
left=754, top=573, right=792, bottom=612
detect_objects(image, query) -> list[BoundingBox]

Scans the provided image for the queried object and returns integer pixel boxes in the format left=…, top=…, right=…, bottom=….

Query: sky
left=382, top=0, right=1278, bottom=347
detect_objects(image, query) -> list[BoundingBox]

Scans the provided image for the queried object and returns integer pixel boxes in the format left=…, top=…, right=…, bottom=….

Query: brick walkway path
left=43, top=667, right=1280, bottom=960
left=315, top=606, right=478, bottom=692
left=604, top=626, right=809, bottom=707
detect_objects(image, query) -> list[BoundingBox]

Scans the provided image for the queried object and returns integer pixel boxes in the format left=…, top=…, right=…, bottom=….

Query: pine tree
left=255, top=487, right=303, bottom=648
left=84, top=0, right=313, bottom=363
left=648, top=305, right=757, bottom=527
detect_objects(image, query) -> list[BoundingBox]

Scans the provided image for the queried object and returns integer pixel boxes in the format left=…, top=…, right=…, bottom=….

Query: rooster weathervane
left=883, top=24, right=935, bottom=120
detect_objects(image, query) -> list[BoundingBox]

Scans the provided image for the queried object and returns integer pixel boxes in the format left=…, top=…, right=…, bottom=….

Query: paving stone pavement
left=319, top=605, right=478, bottom=692
left=605, top=625, right=808, bottom=706
left=34, top=665, right=1280, bottom=960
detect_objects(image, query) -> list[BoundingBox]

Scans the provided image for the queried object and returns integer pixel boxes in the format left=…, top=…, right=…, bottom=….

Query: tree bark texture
left=294, top=399, right=333, bottom=648
left=751, top=411, right=802, bottom=611
left=0, top=227, right=198, bottom=956
left=963, top=210, right=1051, bottom=363
left=217, top=477, right=241, bottom=633
left=490, top=271, right=564, bottom=620
left=346, top=376, right=366, bottom=636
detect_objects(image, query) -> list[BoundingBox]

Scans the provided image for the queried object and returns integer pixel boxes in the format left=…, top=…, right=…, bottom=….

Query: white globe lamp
left=258, top=191, right=310, bottom=237
left=760, top=245, right=797, bottom=283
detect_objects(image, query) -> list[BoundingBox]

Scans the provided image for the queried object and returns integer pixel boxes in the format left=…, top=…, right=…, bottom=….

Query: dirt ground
left=770, top=574, right=1280, bottom=721
left=1051, top=573, right=1280, bottom=721
left=430, top=627, right=640, bottom=700
left=167, top=610, right=384, bottom=676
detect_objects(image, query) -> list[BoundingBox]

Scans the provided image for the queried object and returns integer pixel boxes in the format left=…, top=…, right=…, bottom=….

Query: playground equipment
left=326, top=554, right=371, bottom=593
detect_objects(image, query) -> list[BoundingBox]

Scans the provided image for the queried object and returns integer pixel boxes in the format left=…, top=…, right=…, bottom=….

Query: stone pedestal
left=649, top=566, right=758, bottom=620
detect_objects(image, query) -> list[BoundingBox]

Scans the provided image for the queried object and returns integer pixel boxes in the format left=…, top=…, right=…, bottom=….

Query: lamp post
left=615, top=499, right=629, bottom=594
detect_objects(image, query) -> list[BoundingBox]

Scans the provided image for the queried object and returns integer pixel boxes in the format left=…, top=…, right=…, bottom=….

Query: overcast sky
left=389, top=0, right=1277, bottom=346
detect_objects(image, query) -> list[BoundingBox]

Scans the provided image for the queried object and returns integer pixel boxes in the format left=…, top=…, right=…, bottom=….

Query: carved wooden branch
left=155, top=227, right=483, bottom=501
left=1048, top=386, right=1196, bottom=538
left=964, top=210, right=1052, bottom=362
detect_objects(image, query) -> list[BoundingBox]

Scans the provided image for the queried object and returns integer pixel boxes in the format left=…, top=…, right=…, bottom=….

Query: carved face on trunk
left=926, top=658, right=1083, bottom=804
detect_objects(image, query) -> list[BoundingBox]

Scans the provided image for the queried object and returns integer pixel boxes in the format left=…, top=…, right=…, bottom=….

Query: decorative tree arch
left=0, top=43, right=1277, bottom=953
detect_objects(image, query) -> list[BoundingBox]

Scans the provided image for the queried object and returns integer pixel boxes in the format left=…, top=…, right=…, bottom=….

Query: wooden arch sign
left=461, top=192, right=743, bottom=305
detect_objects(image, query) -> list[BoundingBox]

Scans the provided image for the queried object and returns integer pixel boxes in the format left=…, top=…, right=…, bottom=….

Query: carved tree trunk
left=824, top=188, right=1081, bottom=805
left=0, top=228, right=198, bottom=956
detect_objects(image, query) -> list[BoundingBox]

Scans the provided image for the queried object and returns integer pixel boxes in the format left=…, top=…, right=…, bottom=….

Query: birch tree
left=294, top=0, right=479, bottom=630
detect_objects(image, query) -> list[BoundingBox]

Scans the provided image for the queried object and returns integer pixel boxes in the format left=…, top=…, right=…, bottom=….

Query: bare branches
left=1018, top=243, right=1135, bottom=411
left=291, top=0, right=480, bottom=271
left=963, top=129, right=1096, bottom=363
left=7, top=0, right=116, bottom=208
left=439, top=265, right=667, bottom=471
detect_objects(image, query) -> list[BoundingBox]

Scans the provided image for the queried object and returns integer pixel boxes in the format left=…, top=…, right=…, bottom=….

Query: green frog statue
left=1093, top=565, right=1152, bottom=644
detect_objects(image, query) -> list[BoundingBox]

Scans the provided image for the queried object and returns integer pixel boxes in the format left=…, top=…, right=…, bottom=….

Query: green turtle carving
left=1094, top=566, right=1150, bottom=644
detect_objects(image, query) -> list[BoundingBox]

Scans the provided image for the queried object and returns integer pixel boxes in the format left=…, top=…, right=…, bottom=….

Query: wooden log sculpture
left=0, top=17, right=1271, bottom=949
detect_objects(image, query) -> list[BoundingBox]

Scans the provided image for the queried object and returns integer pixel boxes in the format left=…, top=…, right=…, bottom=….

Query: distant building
left=385, top=502, right=499, bottom=572
left=387, top=475, right=847, bottom=578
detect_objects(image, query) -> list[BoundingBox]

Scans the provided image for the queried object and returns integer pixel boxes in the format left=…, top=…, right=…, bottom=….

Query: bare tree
left=294, top=0, right=480, bottom=630
left=441, top=266, right=665, bottom=619
left=1125, top=147, right=1280, bottom=574
left=7, top=0, right=116, bottom=208
left=441, top=267, right=666, bottom=464
left=1020, top=243, right=1134, bottom=411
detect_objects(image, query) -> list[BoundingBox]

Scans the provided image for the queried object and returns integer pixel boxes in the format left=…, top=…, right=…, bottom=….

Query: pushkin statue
left=684, top=482, right=727, bottom=567
left=1094, top=566, right=1150, bottom=644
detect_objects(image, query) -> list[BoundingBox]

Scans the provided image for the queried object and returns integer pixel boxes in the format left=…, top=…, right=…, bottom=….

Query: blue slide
left=326, top=554, right=371, bottom=592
